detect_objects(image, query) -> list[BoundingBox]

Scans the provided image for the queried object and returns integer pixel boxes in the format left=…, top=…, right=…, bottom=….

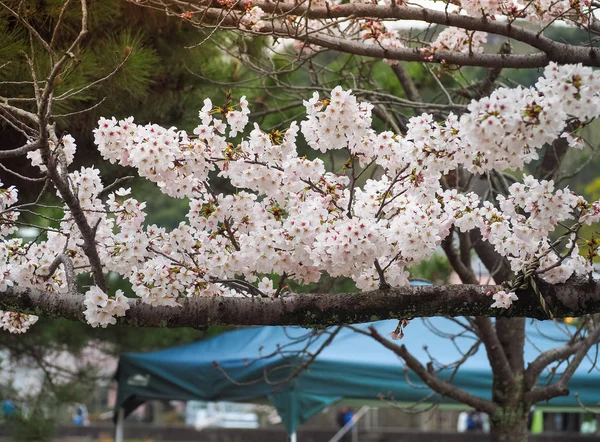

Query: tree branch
left=441, top=231, right=478, bottom=285
left=30, top=0, right=105, bottom=291
left=456, top=42, right=511, bottom=100
left=525, top=323, right=600, bottom=403
left=367, top=326, right=498, bottom=414
left=2, top=276, right=600, bottom=327
left=44, top=254, right=77, bottom=293
left=187, top=0, right=597, bottom=56
left=441, top=232, right=515, bottom=392
left=470, top=228, right=513, bottom=284
left=175, top=7, right=600, bottom=68
left=473, top=317, right=515, bottom=395
left=524, top=338, right=586, bottom=390
left=391, top=63, right=421, bottom=104
left=271, top=22, right=588, bottom=68
left=0, top=140, right=40, bottom=159
left=534, top=125, right=572, bottom=181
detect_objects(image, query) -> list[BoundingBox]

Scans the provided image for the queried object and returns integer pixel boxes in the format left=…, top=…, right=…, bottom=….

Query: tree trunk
left=490, top=413, right=529, bottom=442
left=489, top=319, right=528, bottom=441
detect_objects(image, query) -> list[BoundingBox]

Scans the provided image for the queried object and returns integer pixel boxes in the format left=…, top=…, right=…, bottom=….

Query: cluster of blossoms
left=478, top=177, right=598, bottom=284
left=241, top=5, right=266, bottom=31
left=27, top=134, right=76, bottom=173
left=524, top=0, right=590, bottom=24
left=0, top=311, right=38, bottom=334
left=0, top=182, right=39, bottom=332
left=301, top=86, right=374, bottom=160
left=454, top=0, right=590, bottom=24
left=84, top=286, right=130, bottom=328
left=425, top=28, right=487, bottom=56
left=360, top=21, right=405, bottom=65
left=0, top=182, right=19, bottom=238
left=447, top=175, right=600, bottom=304
left=455, top=0, right=527, bottom=21
left=292, top=40, right=320, bottom=56
left=0, top=63, right=600, bottom=331
left=460, top=64, right=600, bottom=173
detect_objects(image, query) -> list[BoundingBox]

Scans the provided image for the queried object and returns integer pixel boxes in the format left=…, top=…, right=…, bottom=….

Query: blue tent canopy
left=114, top=313, right=600, bottom=434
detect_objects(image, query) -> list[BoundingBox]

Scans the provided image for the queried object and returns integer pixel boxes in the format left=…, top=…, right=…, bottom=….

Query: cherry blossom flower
left=490, top=291, right=518, bottom=309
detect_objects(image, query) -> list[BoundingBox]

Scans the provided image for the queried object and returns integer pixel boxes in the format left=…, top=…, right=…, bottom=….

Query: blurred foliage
left=585, top=177, right=600, bottom=201
left=6, top=409, right=57, bottom=442
left=408, top=253, right=452, bottom=285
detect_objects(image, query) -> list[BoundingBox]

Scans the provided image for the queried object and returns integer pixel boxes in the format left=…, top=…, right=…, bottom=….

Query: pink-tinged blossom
left=360, top=21, right=405, bottom=65
left=258, top=277, right=276, bottom=297
left=426, top=28, right=487, bottom=55
left=490, top=290, right=518, bottom=309
left=241, top=6, right=265, bottom=31
left=0, top=311, right=38, bottom=334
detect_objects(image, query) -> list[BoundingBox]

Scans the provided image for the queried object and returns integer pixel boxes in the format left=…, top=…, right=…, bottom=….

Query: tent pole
left=115, top=407, right=124, bottom=442
left=289, top=431, right=297, bottom=442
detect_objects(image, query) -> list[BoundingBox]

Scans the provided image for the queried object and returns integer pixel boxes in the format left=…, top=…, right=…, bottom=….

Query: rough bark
left=534, top=130, right=571, bottom=181
left=490, top=412, right=529, bottom=442
left=470, top=229, right=513, bottom=284
left=2, top=276, right=600, bottom=327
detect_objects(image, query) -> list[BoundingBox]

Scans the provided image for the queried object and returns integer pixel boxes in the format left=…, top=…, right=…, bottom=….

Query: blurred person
left=73, top=404, right=90, bottom=426
left=458, top=410, right=483, bottom=432
left=336, top=407, right=355, bottom=442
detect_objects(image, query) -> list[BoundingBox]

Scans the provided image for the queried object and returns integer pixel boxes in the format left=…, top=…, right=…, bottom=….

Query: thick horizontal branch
left=191, top=0, right=584, bottom=51
left=270, top=27, right=560, bottom=68
left=2, top=276, right=600, bottom=328
left=192, top=9, right=587, bottom=68
left=185, top=0, right=600, bottom=67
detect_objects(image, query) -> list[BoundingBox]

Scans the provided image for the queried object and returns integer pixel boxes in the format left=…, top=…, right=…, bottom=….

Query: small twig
left=98, top=176, right=135, bottom=197
left=0, top=162, right=47, bottom=182
left=374, top=259, right=390, bottom=289
left=44, top=253, right=77, bottom=292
